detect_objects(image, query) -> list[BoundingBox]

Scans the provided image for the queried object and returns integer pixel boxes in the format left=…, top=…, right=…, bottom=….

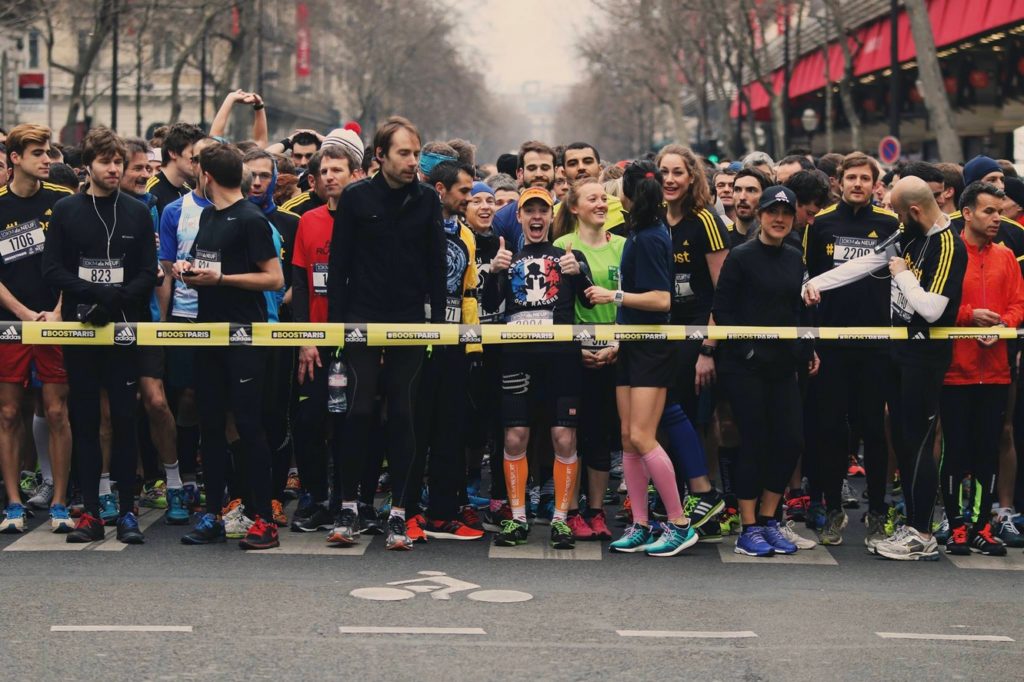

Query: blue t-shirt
left=159, top=192, right=212, bottom=319
left=617, top=222, right=673, bottom=325
left=492, top=201, right=525, bottom=252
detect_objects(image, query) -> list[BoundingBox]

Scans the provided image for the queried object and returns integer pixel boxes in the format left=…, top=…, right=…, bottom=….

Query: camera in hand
left=76, top=303, right=111, bottom=327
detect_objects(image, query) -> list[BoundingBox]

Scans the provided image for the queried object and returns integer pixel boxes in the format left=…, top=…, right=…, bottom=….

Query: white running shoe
left=782, top=520, right=817, bottom=549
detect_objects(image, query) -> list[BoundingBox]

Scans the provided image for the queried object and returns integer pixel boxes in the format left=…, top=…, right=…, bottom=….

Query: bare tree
left=904, top=0, right=961, bottom=162
left=821, top=0, right=862, bottom=150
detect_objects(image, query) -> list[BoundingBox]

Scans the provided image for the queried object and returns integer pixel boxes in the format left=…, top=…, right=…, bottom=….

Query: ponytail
left=622, top=160, right=665, bottom=231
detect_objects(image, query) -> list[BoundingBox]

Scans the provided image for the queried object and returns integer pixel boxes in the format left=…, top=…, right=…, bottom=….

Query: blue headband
left=419, top=151, right=457, bottom=175
left=471, top=181, right=494, bottom=196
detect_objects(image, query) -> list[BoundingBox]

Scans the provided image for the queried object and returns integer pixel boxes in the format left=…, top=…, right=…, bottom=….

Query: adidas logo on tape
left=574, top=329, right=593, bottom=342
left=688, top=330, right=706, bottom=340
left=0, top=325, right=21, bottom=341
left=230, top=326, right=252, bottom=344
left=345, top=327, right=366, bottom=343
left=801, top=331, right=816, bottom=340
left=114, top=326, right=136, bottom=345
left=911, top=332, right=926, bottom=340
left=461, top=328, right=481, bottom=343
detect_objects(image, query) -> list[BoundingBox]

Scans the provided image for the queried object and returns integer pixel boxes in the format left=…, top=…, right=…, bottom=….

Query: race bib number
left=0, top=220, right=45, bottom=264
left=78, top=257, right=124, bottom=285
left=193, top=249, right=222, bottom=274
left=312, top=263, right=328, bottom=296
left=833, top=236, right=877, bottom=266
left=891, top=280, right=913, bottom=323
left=674, top=273, right=695, bottom=301
left=509, top=310, right=554, bottom=325
left=445, top=295, right=462, bottom=323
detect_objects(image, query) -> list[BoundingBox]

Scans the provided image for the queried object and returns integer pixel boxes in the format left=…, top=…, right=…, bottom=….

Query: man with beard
left=730, top=168, right=769, bottom=247
left=492, top=141, right=557, bottom=250
left=147, top=122, right=204, bottom=216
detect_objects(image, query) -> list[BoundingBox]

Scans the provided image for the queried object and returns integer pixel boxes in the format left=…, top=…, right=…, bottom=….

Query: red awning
left=731, top=0, right=1024, bottom=118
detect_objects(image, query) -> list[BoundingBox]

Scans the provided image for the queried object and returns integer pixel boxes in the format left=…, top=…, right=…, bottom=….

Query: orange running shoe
left=406, top=514, right=428, bottom=543
left=271, top=499, right=288, bottom=527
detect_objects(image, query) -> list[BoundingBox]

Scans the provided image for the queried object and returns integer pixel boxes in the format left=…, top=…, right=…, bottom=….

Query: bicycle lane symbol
left=349, top=571, right=533, bottom=603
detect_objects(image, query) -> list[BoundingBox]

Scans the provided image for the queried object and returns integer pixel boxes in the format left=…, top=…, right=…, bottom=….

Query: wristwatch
left=253, top=102, right=265, bottom=111
left=699, top=344, right=717, bottom=357
left=613, top=290, right=625, bottom=306
left=279, top=137, right=292, bottom=150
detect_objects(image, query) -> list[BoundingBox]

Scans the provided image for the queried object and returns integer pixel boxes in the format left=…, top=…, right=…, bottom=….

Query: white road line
left=51, top=625, right=193, bottom=633
left=717, top=544, right=838, bottom=566
left=338, top=626, right=486, bottom=636
left=4, top=508, right=160, bottom=552
left=489, top=540, right=602, bottom=560
left=616, top=630, right=758, bottom=639
left=943, top=552, right=1024, bottom=571
left=253, top=532, right=376, bottom=556
left=876, top=632, right=1014, bottom=642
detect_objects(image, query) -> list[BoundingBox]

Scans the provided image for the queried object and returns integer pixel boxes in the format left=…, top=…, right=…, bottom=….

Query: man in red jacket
left=942, top=181, right=1024, bottom=556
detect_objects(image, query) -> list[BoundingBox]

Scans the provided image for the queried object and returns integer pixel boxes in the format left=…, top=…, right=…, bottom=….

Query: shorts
left=616, top=341, right=680, bottom=389
left=501, top=349, right=581, bottom=428
left=138, top=346, right=165, bottom=380
left=0, top=344, right=67, bottom=384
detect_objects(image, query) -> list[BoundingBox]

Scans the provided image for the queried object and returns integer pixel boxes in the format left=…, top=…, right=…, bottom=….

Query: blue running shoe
left=609, top=523, right=656, bottom=553
left=376, top=492, right=392, bottom=518
left=645, top=521, right=698, bottom=557
left=467, top=492, right=490, bottom=509
left=762, top=519, right=797, bottom=554
left=116, top=512, right=145, bottom=544
left=535, top=494, right=554, bottom=526
left=805, top=503, right=827, bottom=532
left=181, top=513, right=226, bottom=545
left=99, top=493, right=119, bottom=526
left=50, top=504, right=74, bottom=533
left=165, top=488, right=189, bottom=525
left=734, top=526, right=775, bottom=557
left=0, top=502, right=27, bottom=533
left=182, top=483, right=202, bottom=511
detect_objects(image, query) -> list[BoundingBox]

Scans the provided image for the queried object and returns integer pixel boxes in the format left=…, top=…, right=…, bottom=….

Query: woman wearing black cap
left=713, top=185, right=817, bottom=558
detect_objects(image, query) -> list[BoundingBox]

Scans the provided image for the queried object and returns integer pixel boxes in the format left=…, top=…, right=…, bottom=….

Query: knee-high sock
left=504, top=452, right=529, bottom=521
left=553, top=452, right=579, bottom=522
left=643, top=446, right=685, bottom=521
left=661, top=403, right=707, bottom=481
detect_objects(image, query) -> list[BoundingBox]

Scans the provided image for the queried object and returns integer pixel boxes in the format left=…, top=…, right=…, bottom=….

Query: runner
left=41, top=127, right=157, bottom=544
left=0, top=124, right=74, bottom=534
left=730, top=168, right=769, bottom=246
left=147, top=122, right=204, bottom=215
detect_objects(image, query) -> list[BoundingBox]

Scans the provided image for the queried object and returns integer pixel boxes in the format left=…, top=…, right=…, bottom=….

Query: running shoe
left=697, top=518, right=723, bottom=544
left=970, top=522, right=1007, bottom=556
left=933, top=513, right=951, bottom=544
left=567, top=512, right=595, bottom=540
left=782, top=520, right=817, bottom=550
left=874, top=526, right=939, bottom=561
left=550, top=519, right=575, bottom=550
left=615, top=496, right=632, bottom=524
left=358, top=503, right=383, bottom=535
left=847, top=455, right=865, bottom=477
left=283, top=472, right=301, bottom=500
left=805, top=503, right=827, bottom=532
left=841, top=480, right=860, bottom=509
left=376, top=492, right=392, bottom=518
left=719, top=506, right=740, bottom=536
left=645, top=521, right=697, bottom=557
left=423, top=518, right=484, bottom=541
left=164, top=488, right=189, bottom=525
left=376, top=471, right=391, bottom=494
left=527, top=485, right=540, bottom=520
left=406, top=514, right=427, bottom=544
left=223, top=501, right=254, bottom=539
left=271, top=499, right=288, bottom=528
left=66, top=512, right=105, bottom=543
left=181, top=513, right=226, bottom=544
left=483, top=503, right=513, bottom=532
left=945, top=523, right=970, bottom=556
left=50, top=504, right=74, bottom=533
left=883, top=504, right=905, bottom=537
left=494, top=519, right=529, bottom=546
left=27, top=481, right=55, bottom=509
left=996, top=516, right=1024, bottom=548
left=762, top=519, right=797, bottom=554
left=99, top=493, right=119, bottom=526
left=818, top=509, right=848, bottom=546
left=784, top=489, right=810, bottom=521
left=588, top=510, right=613, bottom=540
left=19, top=470, right=38, bottom=499
left=458, top=505, right=484, bottom=531
left=1012, top=512, right=1024, bottom=534
left=610, top=523, right=655, bottom=553
left=734, top=526, right=775, bottom=557
left=0, top=503, right=27, bottom=533
left=684, top=491, right=725, bottom=529
left=864, top=510, right=888, bottom=549
left=327, top=508, right=360, bottom=546
left=116, top=512, right=145, bottom=544
left=140, top=480, right=167, bottom=509
left=183, top=483, right=203, bottom=512
left=291, top=504, right=334, bottom=532
left=239, top=516, right=279, bottom=550
left=385, top=515, right=413, bottom=551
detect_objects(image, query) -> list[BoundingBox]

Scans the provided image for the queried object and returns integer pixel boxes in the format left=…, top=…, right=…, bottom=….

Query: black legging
left=940, top=384, right=1008, bottom=525
left=339, top=345, right=424, bottom=509
left=887, top=362, right=945, bottom=533
left=579, top=361, right=616, bottom=473
left=64, top=346, right=139, bottom=519
left=292, top=347, right=344, bottom=505
left=466, top=346, right=505, bottom=500
left=720, top=365, right=803, bottom=502
left=264, top=347, right=294, bottom=498
left=812, top=346, right=889, bottom=514
left=195, top=346, right=273, bottom=520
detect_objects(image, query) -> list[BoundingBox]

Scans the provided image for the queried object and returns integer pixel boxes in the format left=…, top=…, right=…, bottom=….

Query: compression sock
left=504, top=453, right=529, bottom=521
left=552, top=452, right=580, bottom=523
left=660, top=403, right=708, bottom=480
left=643, top=446, right=684, bottom=520
left=622, top=451, right=649, bottom=526
left=33, top=415, right=52, bottom=484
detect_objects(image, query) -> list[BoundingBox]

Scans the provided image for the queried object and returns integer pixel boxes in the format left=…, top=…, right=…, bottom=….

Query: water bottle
left=327, top=355, right=348, bottom=414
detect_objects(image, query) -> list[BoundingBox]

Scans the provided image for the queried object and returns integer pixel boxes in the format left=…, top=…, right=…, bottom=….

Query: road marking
left=717, top=544, right=838, bottom=565
left=252, top=531, right=375, bottom=556
left=876, top=632, right=1014, bottom=642
left=943, top=552, right=1024, bottom=571
left=93, top=509, right=164, bottom=551
left=489, top=540, right=602, bottom=560
left=338, top=626, right=486, bottom=636
left=616, top=630, right=758, bottom=639
left=51, top=625, right=193, bottom=633
left=4, top=508, right=160, bottom=552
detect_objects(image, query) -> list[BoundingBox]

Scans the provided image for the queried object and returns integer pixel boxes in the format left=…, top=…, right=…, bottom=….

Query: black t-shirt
left=0, top=182, right=74, bottom=319
left=473, top=228, right=503, bottom=323
left=668, top=207, right=730, bottom=325
left=147, top=171, right=188, bottom=218
left=190, top=199, right=278, bottom=324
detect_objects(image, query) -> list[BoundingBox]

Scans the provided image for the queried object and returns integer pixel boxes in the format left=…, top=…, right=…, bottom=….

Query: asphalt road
left=1, top=481, right=1022, bottom=681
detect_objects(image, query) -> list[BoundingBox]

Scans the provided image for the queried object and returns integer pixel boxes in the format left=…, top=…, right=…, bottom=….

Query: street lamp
left=801, top=108, right=820, bottom=152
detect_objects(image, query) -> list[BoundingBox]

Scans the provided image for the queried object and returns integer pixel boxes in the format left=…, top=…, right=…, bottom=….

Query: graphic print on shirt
left=508, top=256, right=561, bottom=325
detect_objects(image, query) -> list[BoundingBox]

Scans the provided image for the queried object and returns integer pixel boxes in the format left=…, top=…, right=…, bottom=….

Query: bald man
left=802, top=176, right=967, bottom=561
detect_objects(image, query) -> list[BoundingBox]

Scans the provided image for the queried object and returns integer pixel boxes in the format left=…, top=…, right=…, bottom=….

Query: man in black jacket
left=326, top=116, right=446, bottom=551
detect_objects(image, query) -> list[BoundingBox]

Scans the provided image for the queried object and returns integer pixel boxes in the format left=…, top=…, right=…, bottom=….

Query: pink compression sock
left=643, top=445, right=684, bottom=520
left=622, top=451, right=650, bottom=526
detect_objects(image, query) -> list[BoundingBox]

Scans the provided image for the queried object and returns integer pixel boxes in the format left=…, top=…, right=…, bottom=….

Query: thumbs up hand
left=559, top=241, right=581, bottom=276
left=491, top=236, right=512, bottom=272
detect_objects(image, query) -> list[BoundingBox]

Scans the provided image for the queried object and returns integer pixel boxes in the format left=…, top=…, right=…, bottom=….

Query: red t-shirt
left=292, top=205, right=334, bottom=323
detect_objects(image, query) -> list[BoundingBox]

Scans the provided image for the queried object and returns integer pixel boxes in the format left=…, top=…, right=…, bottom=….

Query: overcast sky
left=458, top=0, right=592, bottom=94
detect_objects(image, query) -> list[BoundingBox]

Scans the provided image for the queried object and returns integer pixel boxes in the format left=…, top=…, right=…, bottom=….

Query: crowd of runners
left=2, top=90, right=1024, bottom=561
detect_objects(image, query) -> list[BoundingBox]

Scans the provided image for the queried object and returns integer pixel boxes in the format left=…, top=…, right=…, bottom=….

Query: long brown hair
left=655, top=143, right=712, bottom=215
left=552, top=177, right=606, bottom=241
